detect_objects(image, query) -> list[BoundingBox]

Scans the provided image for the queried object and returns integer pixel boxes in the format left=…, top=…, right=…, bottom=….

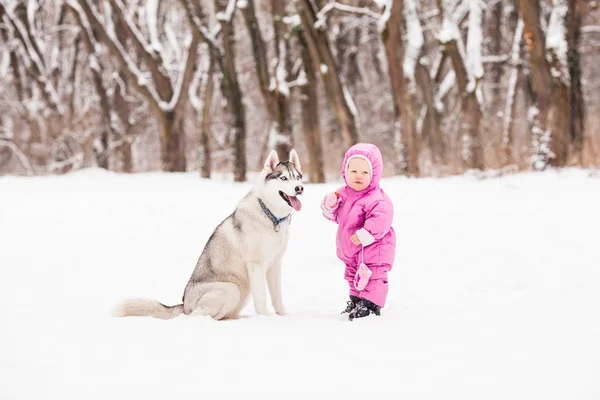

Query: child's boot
left=348, top=299, right=381, bottom=321
left=341, top=295, right=361, bottom=314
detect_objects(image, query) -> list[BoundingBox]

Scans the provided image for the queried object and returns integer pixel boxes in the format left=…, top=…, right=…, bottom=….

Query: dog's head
left=258, top=149, right=303, bottom=214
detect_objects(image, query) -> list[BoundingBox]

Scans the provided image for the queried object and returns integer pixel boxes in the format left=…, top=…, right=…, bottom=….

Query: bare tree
left=71, top=0, right=200, bottom=172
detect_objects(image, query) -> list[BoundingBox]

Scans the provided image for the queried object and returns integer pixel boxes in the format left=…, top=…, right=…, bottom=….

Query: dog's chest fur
left=236, top=200, right=290, bottom=268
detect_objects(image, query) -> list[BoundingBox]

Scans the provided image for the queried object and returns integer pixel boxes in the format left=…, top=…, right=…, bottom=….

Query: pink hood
left=341, top=143, right=383, bottom=192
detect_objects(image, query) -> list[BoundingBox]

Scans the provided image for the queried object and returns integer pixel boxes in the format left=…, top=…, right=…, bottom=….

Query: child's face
left=346, top=157, right=371, bottom=191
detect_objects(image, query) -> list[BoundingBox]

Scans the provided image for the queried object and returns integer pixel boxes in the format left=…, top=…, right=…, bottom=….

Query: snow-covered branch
left=145, top=0, right=163, bottom=53
left=216, top=0, right=238, bottom=23
left=546, top=0, right=569, bottom=86
left=317, top=2, right=381, bottom=24
left=403, top=0, right=424, bottom=86
left=466, top=0, right=484, bottom=92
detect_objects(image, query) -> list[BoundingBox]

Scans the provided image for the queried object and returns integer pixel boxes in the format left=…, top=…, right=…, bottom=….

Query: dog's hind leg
left=184, top=282, right=241, bottom=320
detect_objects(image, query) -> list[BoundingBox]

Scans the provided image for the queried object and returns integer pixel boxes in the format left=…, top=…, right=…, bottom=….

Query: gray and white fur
left=113, top=150, right=303, bottom=320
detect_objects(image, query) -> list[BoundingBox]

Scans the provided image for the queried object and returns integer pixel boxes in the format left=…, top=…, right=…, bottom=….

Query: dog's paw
left=275, top=308, right=286, bottom=316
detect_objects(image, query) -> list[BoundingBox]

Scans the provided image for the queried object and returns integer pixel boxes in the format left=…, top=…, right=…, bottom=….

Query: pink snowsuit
left=321, top=143, right=396, bottom=308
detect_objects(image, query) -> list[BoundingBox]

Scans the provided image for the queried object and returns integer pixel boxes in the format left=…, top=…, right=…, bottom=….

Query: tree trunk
left=503, top=19, right=524, bottom=167
left=215, top=0, right=246, bottom=181
left=297, top=25, right=325, bottom=183
left=444, top=37, right=484, bottom=171
left=520, top=0, right=570, bottom=169
left=566, top=0, right=584, bottom=165
left=113, top=77, right=133, bottom=173
left=381, top=0, right=418, bottom=175
left=200, top=58, right=215, bottom=179
left=415, top=62, right=445, bottom=165
left=159, top=111, right=186, bottom=172
left=270, top=0, right=293, bottom=161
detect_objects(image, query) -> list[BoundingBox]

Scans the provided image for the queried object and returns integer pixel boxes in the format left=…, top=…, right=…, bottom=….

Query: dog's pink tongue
left=290, top=196, right=302, bottom=211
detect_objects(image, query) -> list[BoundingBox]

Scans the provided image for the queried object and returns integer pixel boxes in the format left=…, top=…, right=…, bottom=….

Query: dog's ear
left=289, top=149, right=301, bottom=173
left=264, top=150, right=280, bottom=172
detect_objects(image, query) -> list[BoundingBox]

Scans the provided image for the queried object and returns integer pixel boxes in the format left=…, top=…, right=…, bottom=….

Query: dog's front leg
left=248, top=263, right=269, bottom=315
left=267, top=260, right=285, bottom=316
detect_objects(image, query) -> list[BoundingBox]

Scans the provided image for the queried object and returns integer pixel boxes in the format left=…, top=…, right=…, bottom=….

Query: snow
left=1, top=169, right=600, bottom=399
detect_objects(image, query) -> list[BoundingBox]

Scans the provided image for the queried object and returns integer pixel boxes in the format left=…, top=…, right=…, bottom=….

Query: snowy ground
left=1, top=168, right=599, bottom=399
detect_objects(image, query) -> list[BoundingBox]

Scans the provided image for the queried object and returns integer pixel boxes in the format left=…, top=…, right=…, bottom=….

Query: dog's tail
left=112, top=298, right=184, bottom=320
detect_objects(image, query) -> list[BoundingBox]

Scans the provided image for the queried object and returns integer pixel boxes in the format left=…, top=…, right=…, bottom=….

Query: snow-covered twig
left=317, top=2, right=380, bottom=22
left=581, top=25, right=600, bottom=34
left=482, top=54, right=510, bottom=63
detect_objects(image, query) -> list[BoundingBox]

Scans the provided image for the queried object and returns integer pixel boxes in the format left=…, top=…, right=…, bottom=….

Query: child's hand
left=323, top=192, right=340, bottom=208
left=321, top=192, right=341, bottom=214
left=350, top=233, right=362, bottom=245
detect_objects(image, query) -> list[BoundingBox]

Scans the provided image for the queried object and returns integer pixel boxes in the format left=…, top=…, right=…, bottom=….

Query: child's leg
left=356, top=264, right=390, bottom=308
left=344, top=263, right=360, bottom=298
left=358, top=279, right=388, bottom=308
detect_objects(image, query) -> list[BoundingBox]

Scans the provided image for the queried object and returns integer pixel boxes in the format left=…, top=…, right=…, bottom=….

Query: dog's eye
left=280, top=176, right=288, bottom=181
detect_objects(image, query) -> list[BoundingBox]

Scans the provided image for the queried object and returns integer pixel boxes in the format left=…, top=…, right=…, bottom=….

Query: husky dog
left=114, top=150, right=303, bottom=320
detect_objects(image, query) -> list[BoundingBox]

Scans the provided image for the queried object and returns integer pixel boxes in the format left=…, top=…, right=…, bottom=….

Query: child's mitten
left=321, top=192, right=341, bottom=221
left=353, top=262, right=372, bottom=291
left=322, top=192, right=341, bottom=211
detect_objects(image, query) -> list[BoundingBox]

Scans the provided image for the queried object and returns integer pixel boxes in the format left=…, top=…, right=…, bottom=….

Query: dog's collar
left=258, top=199, right=290, bottom=232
